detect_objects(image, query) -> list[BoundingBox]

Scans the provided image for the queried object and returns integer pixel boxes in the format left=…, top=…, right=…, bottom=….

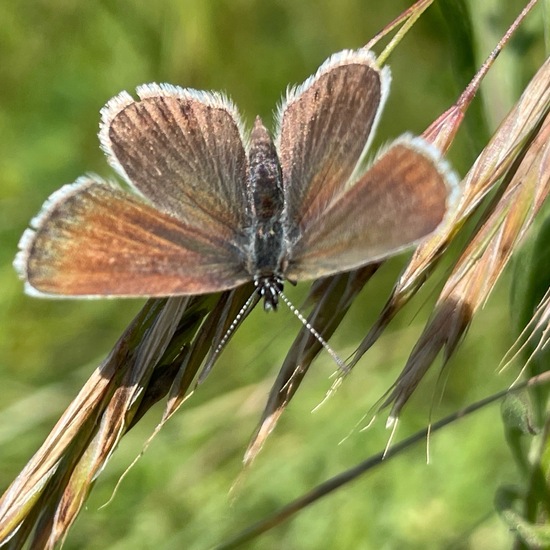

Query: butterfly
left=15, top=48, right=457, bottom=310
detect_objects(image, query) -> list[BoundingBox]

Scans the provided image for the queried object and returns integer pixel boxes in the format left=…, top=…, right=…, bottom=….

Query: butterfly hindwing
left=277, top=49, right=390, bottom=235
left=100, top=85, right=251, bottom=234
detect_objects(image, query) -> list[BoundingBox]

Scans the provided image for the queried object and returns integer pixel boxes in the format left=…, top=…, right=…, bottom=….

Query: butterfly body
left=246, top=117, right=287, bottom=310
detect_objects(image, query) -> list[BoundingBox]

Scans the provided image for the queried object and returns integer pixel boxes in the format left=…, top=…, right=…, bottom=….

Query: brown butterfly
left=15, top=49, right=458, bottom=310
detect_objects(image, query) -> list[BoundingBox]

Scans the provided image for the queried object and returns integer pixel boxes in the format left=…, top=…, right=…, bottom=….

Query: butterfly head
left=255, top=275, right=284, bottom=311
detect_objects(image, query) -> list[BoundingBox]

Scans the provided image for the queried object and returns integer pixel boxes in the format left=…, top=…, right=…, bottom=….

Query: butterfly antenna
left=277, top=290, right=347, bottom=371
left=199, top=292, right=259, bottom=384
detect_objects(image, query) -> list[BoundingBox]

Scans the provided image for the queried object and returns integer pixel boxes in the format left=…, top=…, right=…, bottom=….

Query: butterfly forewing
left=286, top=137, right=457, bottom=280
left=16, top=178, right=250, bottom=297
left=100, top=85, right=250, bottom=234
left=277, top=49, right=390, bottom=233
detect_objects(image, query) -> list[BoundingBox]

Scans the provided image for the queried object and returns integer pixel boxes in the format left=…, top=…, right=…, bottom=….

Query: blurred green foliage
left=0, top=0, right=546, bottom=548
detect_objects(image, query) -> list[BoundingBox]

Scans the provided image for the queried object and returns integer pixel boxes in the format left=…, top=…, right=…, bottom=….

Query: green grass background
left=0, top=0, right=546, bottom=548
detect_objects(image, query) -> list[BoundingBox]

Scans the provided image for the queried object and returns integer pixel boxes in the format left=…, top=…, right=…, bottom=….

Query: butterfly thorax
left=247, top=116, right=286, bottom=310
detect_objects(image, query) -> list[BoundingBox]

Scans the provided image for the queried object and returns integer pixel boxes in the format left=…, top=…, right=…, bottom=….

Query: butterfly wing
left=15, top=177, right=250, bottom=297
left=16, top=87, right=254, bottom=297
left=100, top=84, right=250, bottom=233
left=285, top=136, right=458, bottom=280
left=276, top=49, right=390, bottom=232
